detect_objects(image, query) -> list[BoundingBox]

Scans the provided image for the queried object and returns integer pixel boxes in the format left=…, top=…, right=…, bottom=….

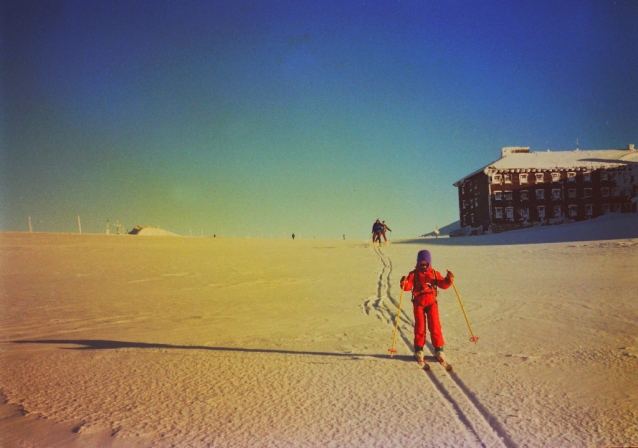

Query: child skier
left=400, top=249, right=454, bottom=366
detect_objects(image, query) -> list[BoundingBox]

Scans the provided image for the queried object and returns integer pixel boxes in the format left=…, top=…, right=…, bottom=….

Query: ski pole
left=448, top=271, right=479, bottom=343
left=388, top=283, right=406, bottom=357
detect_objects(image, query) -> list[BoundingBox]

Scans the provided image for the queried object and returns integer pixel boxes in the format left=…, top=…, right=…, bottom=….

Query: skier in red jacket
left=400, top=249, right=454, bottom=366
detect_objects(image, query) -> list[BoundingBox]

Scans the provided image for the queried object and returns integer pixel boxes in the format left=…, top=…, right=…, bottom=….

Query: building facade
left=453, top=145, right=638, bottom=234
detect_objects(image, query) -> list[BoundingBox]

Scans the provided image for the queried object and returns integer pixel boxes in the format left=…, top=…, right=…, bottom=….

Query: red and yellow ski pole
left=388, top=284, right=406, bottom=357
left=448, top=271, right=479, bottom=343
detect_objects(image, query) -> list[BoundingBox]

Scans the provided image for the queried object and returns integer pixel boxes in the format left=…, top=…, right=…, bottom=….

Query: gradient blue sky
left=2, top=0, right=637, bottom=238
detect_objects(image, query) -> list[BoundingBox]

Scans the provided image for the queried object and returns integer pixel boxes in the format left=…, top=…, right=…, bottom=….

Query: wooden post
left=77, top=215, right=82, bottom=234
left=28, top=216, right=33, bottom=233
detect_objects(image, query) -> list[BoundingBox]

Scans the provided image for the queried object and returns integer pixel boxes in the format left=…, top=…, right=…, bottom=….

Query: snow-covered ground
left=1, top=213, right=637, bottom=447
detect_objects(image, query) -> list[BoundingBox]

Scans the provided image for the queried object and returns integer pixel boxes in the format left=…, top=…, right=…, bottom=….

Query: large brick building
left=453, top=145, right=638, bottom=234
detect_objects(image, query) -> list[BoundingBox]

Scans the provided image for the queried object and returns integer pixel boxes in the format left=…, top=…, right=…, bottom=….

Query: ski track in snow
left=369, top=243, right=515, bottom=448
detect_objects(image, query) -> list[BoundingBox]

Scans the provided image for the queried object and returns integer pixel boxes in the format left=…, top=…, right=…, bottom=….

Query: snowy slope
left=1, top=215, right=637, bottom=447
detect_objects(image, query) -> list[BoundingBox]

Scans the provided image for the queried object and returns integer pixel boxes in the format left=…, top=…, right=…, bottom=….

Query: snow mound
left=128, top=226, right=180, bottom=236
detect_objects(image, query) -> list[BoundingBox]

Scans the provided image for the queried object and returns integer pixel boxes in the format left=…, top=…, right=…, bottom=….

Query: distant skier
left=292, top=233, right=295, bottom=240
left=381, top=221, right=392, bottom=242
left=400, top=249, right=454, bottom=367
left=371, top=219, right=383, bottom=244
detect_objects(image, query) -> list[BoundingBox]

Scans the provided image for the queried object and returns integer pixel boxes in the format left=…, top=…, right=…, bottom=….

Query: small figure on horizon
left=292, top=233, right=295, bottom=240
left=400, top=250, right=455, bottom=369
left=371, top=219, right=383, bottom=244
left=381, top=221, right=392, bottom=242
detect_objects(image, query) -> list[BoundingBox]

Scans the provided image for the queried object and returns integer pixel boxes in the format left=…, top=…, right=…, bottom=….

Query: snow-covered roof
left=454, top=147, right=638, bottom=185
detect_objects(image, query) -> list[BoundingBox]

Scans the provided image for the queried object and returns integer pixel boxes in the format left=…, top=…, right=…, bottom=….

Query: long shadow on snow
left=12, top=339, right=418, bottom=362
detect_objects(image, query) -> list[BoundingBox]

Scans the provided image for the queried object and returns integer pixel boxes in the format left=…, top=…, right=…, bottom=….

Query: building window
left=504, top=174, right=512, bottom=184
left=535, top=173, right=545, bottom=183
left=505, top=207, right=514, bottom=220
left=602, top=204, right=611, bottom=214
left=495, top=207, right=503, bottom=219
left=553, top=205, right=562, bottom=218
left=518, top=208, right=530, bottom=219
left=536, top=189, right=545, bottom=200
left=537, top=206, right=546, bottom=219
left=613, top=203, right=622, bottom=213
left=601, top=187, right=610, bottom=197
left=568, top=189, right=577, bottom=199
left=584, top=188, right=592, bottom=198
left=583, top=171, right=591, bottom=182
left=567, top=172, right=576, bottom=182
left=610, top=171, right=618, bottom=181
left=494, top=191, right=502, bottom=201
left=625, top=188, right=632, bottom=197
left=568, top=204, right=578, bottom=217
left=471, top=213, right=475, bottom=224
left=504, top=191, right=513, bottom=201
left=552, top=189, right=561, bottom=200
left=585, top=204, right=593, bottom=216
left=491, top=174, right=502, bottom=184
left=600, top=171, right=609, bottom=181
left=519, top=173, right=528, bottom=184
left=551, top=172, right=561, bottom=182
left=474, top=198, right=478, bottom=207
left=462, top=200, right=467, bottom=209
left=520, top=190, right=529, bottom=201
left=624, top=203, right=633, bottom=213
left=612, top=187, right=620, bottom=197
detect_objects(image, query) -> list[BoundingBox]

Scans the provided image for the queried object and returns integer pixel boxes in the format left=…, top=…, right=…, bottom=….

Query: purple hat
left=416, top=250, right=431, bottom=265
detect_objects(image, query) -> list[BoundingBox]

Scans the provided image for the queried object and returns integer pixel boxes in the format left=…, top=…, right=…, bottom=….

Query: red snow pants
left=413, top=301, right=444, bottom=350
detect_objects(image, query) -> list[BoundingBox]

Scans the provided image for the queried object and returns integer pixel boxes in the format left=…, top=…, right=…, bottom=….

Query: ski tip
left=422, top=363, right=431, bottom=371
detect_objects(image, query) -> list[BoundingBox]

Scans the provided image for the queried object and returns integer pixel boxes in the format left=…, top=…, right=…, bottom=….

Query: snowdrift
left=128, top=225, right=180, bottom=236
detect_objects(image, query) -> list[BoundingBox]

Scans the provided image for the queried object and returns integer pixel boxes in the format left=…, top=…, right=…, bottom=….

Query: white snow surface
left=488, top=148, right=638, bottom=171
left=1, top=214, right=637, bottom=447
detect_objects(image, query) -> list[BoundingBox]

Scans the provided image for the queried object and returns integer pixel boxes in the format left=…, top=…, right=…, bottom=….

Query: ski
left=438, top=359, right=453, bottom=372
left=414, top=353, right=430, bottom=371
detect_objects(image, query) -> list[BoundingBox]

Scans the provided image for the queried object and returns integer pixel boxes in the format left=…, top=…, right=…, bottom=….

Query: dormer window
left=567, top=172, right=576, bottom=182
left=600, top=172, right=609, bottom=181
left=551, top=172, right=561, bottom=182
left=491, top=174, right=502, bottom=184
left=583, top=171, right=591, bottom=182
left=504, top=174, right=512, bottom=184
left=519, top=173, right=528, bottom=184
left=535, top=173, right=545, bottom=183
